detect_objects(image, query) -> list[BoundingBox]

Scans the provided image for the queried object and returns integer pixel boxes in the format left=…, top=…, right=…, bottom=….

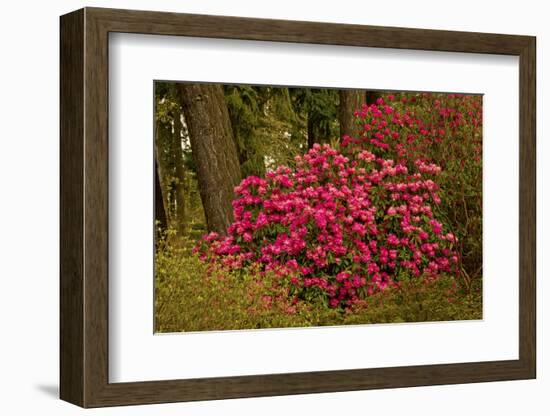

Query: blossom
left=196, top=97, right=466, bottom=308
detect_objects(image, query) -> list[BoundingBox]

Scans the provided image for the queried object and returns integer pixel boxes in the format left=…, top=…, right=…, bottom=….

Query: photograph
left=49, top=3, right=539, bottom=410
left=153, top=82, right=483, bottom=333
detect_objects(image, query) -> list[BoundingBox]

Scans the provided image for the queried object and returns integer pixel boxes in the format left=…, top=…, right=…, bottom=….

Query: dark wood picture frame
left=60, top=7, right=536, bottom=408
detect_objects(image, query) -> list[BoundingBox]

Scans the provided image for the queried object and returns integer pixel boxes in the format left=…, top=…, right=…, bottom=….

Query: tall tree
left=224, top=85, right=266, bottom=178
left=154, top=158, right=168, bottom=234
left=155, top=83, right=192, bottom=236
left=178, top=84, right=242, bottom=235
left=290, top=88, right=338, bottom=149
left=339, top=90, right=366, bottom=139
left=154, top=120, right=171, bottom=230
left=170, top=96, right=188, bottom=235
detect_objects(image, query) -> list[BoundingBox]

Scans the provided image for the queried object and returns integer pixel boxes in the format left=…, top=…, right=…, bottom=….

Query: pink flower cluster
left=196, top=138, right=459, bottom=308
left=343, top=93, right=482, bottom=169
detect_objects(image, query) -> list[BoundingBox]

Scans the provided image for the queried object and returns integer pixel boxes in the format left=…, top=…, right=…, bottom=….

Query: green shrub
left=155, top=237, right=481, bottom=332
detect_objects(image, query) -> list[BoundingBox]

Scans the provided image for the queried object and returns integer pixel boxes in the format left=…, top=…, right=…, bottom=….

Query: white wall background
left=0, top=0, right=545, bottom=414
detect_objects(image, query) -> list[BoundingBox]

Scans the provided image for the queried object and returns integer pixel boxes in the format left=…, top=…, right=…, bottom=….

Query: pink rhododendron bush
left=155, top=90, right=483, bottom=332
left=349, top=93, right=482, bottom=287
left=196, top=97, right=469, bottom=309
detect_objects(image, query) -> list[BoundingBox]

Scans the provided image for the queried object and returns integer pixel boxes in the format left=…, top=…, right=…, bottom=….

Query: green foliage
left=155, top=234, right=315, bottom=332
left=224, top=85, right=310, bottom=175
left=342, top=275, right=482, bottom=325
left=155, top=235, right=482, bottom=332
left=289, top=87, right=340, bottom=145
left=224, top=85, right=266, bottom=177
left=155, top=82, right=205, bottom=233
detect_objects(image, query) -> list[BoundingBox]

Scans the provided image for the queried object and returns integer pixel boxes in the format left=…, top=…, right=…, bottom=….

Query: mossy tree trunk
left=306, top=111, right=332, bottom=149
left=339, top=90, right=366, bottom=139
left=170, top=99, right=188, bottom=236
left=178, top=83, right=242, bottom=236
left=154, top=158, right=168, bottom=235
left=154, top=127, right=170, bottom=231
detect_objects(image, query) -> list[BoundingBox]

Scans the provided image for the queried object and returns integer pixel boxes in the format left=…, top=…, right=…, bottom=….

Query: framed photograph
left=60, top=7, right=536, bottom=408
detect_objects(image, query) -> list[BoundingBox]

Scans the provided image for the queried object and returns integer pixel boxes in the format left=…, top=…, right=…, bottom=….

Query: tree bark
left=307, top=116, right=316, bottom=149
left=171, top=105, right=188, bottom=236
left=154, top=158, right=168, bottom=234
left=178, top=84, right=242, bottom=235
left=306, top=112, right=331, bottom=149
left=339, top=90, right=366, bottom=139
left=154, top=125, right=171, bottom=228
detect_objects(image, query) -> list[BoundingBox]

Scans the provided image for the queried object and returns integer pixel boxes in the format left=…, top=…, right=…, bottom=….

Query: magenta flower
left=196, top=97, right=466, bottom=308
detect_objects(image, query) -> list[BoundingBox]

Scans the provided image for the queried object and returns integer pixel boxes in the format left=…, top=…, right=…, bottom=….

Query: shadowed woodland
left=155, top=83, right=381, bottom=240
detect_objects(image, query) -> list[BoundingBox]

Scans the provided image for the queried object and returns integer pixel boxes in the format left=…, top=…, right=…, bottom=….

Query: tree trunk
left=171, top=105, right=188, bottom=236
left=307, top=112, right=331, bottom=149
left=178, top=84, right=242, bottom=236
left=307, top=116, right=316, bottom=149
left=154, top=158, right=168, bottom=234
left=154, top=126, right=171, bottom=228
left=339, top=90, right=366, bottom=139
left=366, top=91, right=382, bottom=105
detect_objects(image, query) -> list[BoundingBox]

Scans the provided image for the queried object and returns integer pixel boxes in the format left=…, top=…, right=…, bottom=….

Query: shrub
left=156, top=92, right=483, bottom=331
left=155, top=241, right=321, bottom=332
left=345, top=93, right=482, bottom=284
left=196, top=141, right=459, bottom=308
left=156, top=240, right=481, bottom=332
left=342, top=273, right=482, bottom=325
